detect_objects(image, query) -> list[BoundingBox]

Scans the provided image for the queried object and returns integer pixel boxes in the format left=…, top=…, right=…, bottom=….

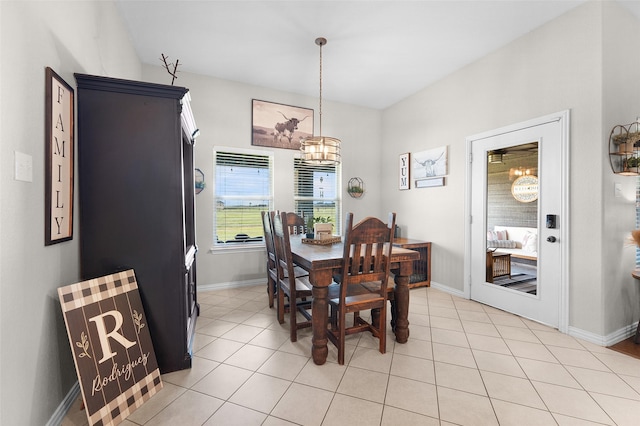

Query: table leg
left=371, top=308, right=380, bottom=329
left=372, top=299, right=395, bottom=331
left=394, top=273, right=410, bottom=343
left=389, top=299, right=397, bottom=332
left=311, top=285, right=329, bottom=364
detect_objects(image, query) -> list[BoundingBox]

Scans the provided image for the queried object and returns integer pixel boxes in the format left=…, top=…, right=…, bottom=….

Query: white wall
left=0, top=1, right=140, bottom=424
left=381, top=1, right=611, bottom=337
left=141, top=65, right=383, bottom=288
left=602, top=1, right=640, bottom=337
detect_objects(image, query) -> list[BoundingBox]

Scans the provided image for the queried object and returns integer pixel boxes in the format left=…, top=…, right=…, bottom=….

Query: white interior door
left=468, top=112, right=568, bottom=328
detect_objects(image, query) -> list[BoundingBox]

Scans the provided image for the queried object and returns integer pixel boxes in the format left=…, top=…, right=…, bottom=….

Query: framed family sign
left=45, top=67, right=74, bottom=245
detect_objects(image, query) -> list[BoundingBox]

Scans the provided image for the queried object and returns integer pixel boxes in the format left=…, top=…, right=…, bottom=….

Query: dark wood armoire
left=75, top=74, right=199, bottom=373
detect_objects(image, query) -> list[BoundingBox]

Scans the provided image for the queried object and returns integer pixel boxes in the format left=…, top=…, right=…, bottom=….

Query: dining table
left=289, top=236, right=421, bottom=365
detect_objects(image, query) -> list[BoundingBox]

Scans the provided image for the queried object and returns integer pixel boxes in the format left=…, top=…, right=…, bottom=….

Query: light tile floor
left=63, top=284, right=640, bottom=425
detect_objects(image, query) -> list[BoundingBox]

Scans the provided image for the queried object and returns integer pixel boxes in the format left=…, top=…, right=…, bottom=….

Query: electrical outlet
left=614, top=182, right=622, bottom=198
left=14, top=151, right=33, bottom=182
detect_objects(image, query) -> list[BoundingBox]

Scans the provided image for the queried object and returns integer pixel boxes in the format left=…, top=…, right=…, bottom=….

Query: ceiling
left=115, top=0, right=639, bottom=110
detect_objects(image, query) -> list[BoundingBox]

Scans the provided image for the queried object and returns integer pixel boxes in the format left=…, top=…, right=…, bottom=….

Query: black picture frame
left=45, top=67, right=74, bottom=245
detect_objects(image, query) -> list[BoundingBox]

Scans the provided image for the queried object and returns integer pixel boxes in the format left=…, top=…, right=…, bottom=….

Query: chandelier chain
left=318, top=40, right=323, bottom=137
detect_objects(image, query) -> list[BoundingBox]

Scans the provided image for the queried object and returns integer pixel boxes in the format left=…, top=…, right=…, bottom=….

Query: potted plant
left=624, top=156, right=639, bottom=173
left=305, top=216, right=332, bottom=239
left=347, top=185, right=364, bottom=198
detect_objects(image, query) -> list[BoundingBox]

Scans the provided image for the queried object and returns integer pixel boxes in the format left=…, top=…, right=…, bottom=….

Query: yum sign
left=58, top=270, right=162, bottom=426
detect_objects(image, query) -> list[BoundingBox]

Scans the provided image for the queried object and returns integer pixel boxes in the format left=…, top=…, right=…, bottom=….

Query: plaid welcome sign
left=58, top=269, right=162, bottom=426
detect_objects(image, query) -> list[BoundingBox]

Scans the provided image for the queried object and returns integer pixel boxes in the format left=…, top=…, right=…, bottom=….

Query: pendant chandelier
left=300, top=37, right=341, bottom=165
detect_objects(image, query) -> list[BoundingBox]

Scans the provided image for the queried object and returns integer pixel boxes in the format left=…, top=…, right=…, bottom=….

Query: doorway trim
left=463, top=110, right=570, bottom=333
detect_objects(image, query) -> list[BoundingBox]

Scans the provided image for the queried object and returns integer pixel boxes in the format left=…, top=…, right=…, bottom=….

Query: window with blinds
left=294, top=159, right=341, bottom=235
left=214, top=150, right=273, bottom=245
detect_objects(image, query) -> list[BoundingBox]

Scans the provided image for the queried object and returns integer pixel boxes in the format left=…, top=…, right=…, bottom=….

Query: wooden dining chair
left=262, top=210, right=309, bottom=308
left=327, top=212, right=396, bottom=364
left=272, top=211, right=313, bottom=341
left=285, top=212, right=306, bottom=235
left=261, top=211, right=279, bottom=308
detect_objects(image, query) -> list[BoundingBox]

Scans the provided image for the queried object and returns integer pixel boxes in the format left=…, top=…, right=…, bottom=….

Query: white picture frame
left=412, top=146, right=448, bottom=179
left=415, top=177, right=445, bottom=188
left=399, top=152, right=410, bottom=190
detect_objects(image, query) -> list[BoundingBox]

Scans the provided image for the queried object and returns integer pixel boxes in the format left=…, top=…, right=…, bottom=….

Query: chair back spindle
left=285, top=212, right=306, bottom=235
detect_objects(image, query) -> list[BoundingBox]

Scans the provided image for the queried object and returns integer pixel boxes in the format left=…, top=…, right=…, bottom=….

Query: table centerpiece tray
left=301, top=236, right=342, bottom=245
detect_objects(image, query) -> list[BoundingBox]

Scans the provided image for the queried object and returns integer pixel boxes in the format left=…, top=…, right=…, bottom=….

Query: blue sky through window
left=216, top=165, right=270, bottom=207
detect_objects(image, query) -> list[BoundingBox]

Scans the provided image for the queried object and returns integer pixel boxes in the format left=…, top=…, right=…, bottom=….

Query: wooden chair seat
left=282, top=276, right=313, bottom=294
left=328, top=278, right=397, bottom=334
left=286, top=266, right=309, bottom=279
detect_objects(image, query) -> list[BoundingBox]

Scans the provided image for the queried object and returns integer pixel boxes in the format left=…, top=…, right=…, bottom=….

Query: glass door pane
left=485, top=142, right=538, bottom=295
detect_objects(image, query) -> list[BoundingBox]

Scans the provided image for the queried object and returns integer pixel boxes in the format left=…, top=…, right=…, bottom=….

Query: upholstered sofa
left=487, top=225, right=537, bottom=261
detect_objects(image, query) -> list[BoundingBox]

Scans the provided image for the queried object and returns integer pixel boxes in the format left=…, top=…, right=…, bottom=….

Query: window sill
left=208, top=243, right=265, bottom=254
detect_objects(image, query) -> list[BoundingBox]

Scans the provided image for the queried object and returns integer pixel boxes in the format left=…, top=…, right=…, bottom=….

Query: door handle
left=546, top=236, right=557, bottom=243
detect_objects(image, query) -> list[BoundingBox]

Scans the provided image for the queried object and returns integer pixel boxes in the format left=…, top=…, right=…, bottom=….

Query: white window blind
left=294, top=158, right=341, bottom=234
left=214, top=150, right=273, bottom=245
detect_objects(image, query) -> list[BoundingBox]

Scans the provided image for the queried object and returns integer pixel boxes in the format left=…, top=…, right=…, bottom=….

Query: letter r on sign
left=89, top=310, right=137, bottom=364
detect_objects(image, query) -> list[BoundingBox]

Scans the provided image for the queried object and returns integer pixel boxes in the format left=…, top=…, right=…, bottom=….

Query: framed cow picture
left=251, top=99, right=313, bottom=150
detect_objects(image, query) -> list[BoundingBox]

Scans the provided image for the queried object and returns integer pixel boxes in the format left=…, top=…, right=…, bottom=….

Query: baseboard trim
left=568, top=321, right=638, bottom=347
left=567, top=326, right=609, bottom=346
left=198, top=278, right=265, bottom=293
left=46, top=381, right=80, bottom=426
left=430, top=281, right=466, bottom=298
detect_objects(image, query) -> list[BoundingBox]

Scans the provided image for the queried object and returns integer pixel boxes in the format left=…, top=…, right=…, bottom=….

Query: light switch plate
left=614, top=182, right=622, bottom=198
left=14, top=151, right=33, bottom=182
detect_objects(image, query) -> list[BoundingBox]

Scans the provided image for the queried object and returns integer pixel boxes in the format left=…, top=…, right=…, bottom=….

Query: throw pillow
left=487, top=240, right=517, bottom=249
left=523, top=232, right=537, bottom=252
left=495, top=229, right=508, bottom=240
